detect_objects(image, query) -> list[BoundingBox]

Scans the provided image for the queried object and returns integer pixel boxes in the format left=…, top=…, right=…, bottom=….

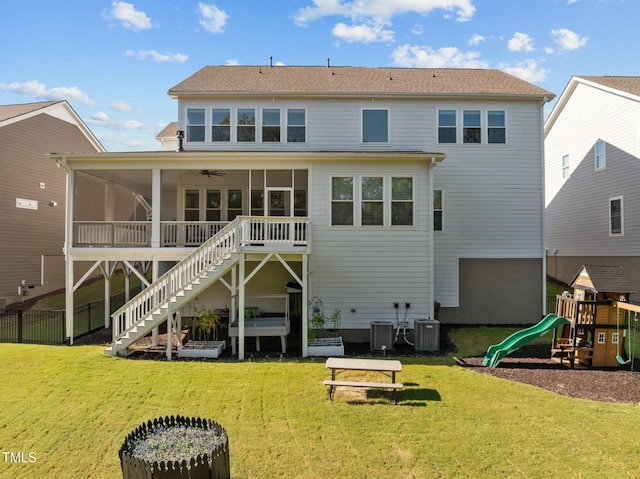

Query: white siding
left=545, top=82, right=640, bottom=257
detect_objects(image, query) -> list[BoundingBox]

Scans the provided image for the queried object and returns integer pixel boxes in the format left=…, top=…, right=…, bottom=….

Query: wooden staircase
left=105, top=219, right=239, bottom=356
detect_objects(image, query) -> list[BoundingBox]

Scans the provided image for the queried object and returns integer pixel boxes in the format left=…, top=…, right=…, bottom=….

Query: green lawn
left=0, top=342, right=639, bottom=478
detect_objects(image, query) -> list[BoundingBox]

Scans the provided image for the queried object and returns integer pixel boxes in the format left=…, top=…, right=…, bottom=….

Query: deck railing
left=74, top=218, right=309, bottom=247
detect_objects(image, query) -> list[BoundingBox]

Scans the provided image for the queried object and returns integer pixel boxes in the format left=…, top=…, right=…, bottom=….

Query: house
left=51, top=65, right=553, bottom=359
left=156, top=121, right=179, bottom=152
left=0, top=101, right=104, bottom=308
left=545, top=76, right=640, bottom=298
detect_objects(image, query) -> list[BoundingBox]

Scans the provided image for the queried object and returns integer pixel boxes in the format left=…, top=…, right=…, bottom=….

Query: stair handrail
left=111, top=218, right=239, bottom=343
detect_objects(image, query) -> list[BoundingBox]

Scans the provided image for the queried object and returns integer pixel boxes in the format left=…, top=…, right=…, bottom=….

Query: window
left=294, top=190, right=307, bottom=216
left=251, top=190, right=264, bottom=216
left=237, top=108, right=255, bottom=142
left=392, top=177, right=413, bottom=226
left=262, top=109, right=280, bottom=142
left=433, top=190, right=443, bottom=231
left=205, top=189, right=221, bottom=221
left=227, top=190, right=242, bottom=220
left=185, top=189, right=200, bottom=220
left=612, top=333, right=620, bottom=345
left=331, top=177, right=354, bottom=225
left=597, top=332, right=606, bottom=344
left=487, top=111, right=505, bottom=144
left=211, top=108, right=230, bottom=142
left=361, top=177, right=384, bottom=226
left=438, top=110, right=456, bottom=143
left=610, top=196, right=624, bottom=235
left=463, top=110, right=481, bottom=143
left=562, top=154, right=570, bottom=179
left=287, top=109, right=306, bottom=142
left=187, top=109, right=205, bottom=142
left=596, top=140, right=606, bottom=169
left=362, top=109, right=389, bottom=143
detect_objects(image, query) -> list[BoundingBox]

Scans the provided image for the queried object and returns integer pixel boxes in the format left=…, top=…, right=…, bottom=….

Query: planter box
left=178, top=340, right=225, bottom=359
left=308, top=337, right=344, bottom=357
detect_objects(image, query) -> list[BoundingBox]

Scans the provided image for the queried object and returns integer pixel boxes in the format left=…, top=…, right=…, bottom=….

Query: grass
left=1, top=338, right=639, bottom=478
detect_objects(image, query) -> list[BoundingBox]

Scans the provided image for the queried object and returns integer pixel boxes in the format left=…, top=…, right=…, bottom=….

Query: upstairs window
left=287, top=109, right=306, bottom=142
left=237, top=108, right=256, bottom=142
left=433, top=190, right=443, bottom=231
left=212, top=108, right=230, bottom=142
left=438, top=110, right=457, bottom=143
left=391, top=177, right=413, bottom=226
left=331, top=177, right=354, bottom=226
left=596, top=140, right=606, bottom=170
left=187, top=109, right=205, bottom=142
left=262, top=109, right=281, bottom=142
left=610, top=196, right=623, bottom=235
left=562, top=154, right=570, bottom=178
left=463, top=110, right=481, bottom=143
left=362, top=109, right=389, bottom=143
left=361, top=177, right=384, bottom=226
left=487, top=111, right=506, bottom=144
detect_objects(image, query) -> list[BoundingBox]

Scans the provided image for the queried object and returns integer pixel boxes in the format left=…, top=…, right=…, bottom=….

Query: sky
left=1, top=0, right=638, bottom=152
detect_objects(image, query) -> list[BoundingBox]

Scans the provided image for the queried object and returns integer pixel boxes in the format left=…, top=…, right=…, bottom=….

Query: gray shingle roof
left=0, top=101, right=59, bottom=122
left=578, top=76, right=640, bottom=98
left=571, top=265, right=637, bottom=294
left=169, top=66, right=554, bottom=99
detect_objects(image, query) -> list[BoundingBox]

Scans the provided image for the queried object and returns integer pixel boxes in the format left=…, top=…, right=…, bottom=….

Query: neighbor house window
left=262, top=109, right=281, bottom=142
left=287, top=109, right=306, bottom=142
left=463, top=110, right=481, bottom=143
left=331, top=177, right=354, bottom=225
left=438, top=110, right=457, bottom=143
left=362, top=109, right=389, bottom=143
left=596, top=140, right=606, bottom=169
left=487, top=110, right=506, bottom=144
left=211, top=108, right=230, bottom=142
left=237, top=108, right=256, bottom=142
left=361, top=177, right=384, bottom=226
left=391, top=177, right=413, bottom=226
left=610, top=196, right=624, bottom=235
left=433, top=189, right=443, bottom=231
left=562, top=154, right=570, bottom=178
left=187, top=108, right=205, bottom=142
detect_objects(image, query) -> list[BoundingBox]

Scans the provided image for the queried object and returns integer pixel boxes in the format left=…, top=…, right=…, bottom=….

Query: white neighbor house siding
left=309, top=160, right=432, bottom=329
left=546, top=82, right=640, bottom=257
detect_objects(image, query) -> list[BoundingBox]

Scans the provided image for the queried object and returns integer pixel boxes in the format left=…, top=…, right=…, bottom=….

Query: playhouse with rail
left=552, top=265, right=637, bottom=368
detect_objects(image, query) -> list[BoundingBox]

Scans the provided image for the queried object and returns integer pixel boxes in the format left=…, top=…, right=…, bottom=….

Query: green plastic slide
left=482, top=314, right=569, bottom=368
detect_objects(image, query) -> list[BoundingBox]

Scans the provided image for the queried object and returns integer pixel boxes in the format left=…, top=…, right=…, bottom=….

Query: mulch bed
left=75, top=327, right=640, bottom=404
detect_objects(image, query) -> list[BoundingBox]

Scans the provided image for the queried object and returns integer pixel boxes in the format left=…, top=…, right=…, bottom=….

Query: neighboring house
left=156, top=122, right=179, bottom=151
left=51, top=65, right=553, bottom=358
left=0, top=101, right=104, bottom=308
left=545, top=76, right=640, bottom=298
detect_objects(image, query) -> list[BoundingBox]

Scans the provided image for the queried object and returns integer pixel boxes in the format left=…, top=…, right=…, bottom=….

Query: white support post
left=302, top=254, right=309, bottom=357
left=64, top=165, right=74, bottom=343
left=151, top=168, right=161, bottom=248
left=152, top=258, right=159, bottom=346
left=239, top=254, right=245, bottom=360
left=104, top=261, right=111, bottom=328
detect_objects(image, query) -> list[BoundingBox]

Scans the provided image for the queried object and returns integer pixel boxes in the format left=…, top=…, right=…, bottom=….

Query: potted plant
left=179, top=305, right=226, bottom=359
left=119, top=415, right=230, bottom=478
left=307, top=297, right=344, bottom=356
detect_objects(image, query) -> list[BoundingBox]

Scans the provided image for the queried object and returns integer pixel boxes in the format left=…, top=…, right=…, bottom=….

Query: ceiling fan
left=198, top=169, right=226, bottom=177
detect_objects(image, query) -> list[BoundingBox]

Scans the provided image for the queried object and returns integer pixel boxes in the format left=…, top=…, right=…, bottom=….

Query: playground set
left=484, top=265, right=639, bottom=369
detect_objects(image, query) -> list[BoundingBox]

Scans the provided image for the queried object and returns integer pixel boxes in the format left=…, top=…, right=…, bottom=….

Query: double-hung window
left=463, top=110, right=481, bottom=143
left=596, top=140, right=606, bottom=169
left=331, top=177, right=354, bottom=226
left=487, top=110, right=506, bottom=143
left=433, top=190, right=443, bottom=231
left=391, top=177, right=413, bottom=226
left=212, top=108, right=230, bottom=142
left=187, top=108, right=205, bottom=142
left=610, top=196, right=623, bottom=235
left=438, top=110, right=457, bottom=143
left=562, top=154, right=570, bottom=178
left=361, top=177, right=384, bottom=226
left=262, top=109, right=281, bottom=142
left=237, top=108, right=256, bottom=142
left=362, top=109, right=389, bottom=143
left=287, top=109, right=306, bottom=142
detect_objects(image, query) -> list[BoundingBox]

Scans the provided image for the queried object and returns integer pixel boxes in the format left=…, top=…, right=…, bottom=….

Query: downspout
left=540, top=97, right=550, bottom=315
left=429, top=157, right=436, bottom=319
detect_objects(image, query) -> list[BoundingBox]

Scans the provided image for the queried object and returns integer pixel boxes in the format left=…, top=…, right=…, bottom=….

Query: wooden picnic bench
left=323, top=357, right=403, bottom=404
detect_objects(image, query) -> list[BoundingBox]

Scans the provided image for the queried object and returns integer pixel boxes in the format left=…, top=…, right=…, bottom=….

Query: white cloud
left=198, top=3, right=229, bottom=33
left=225, top=59, right=241, bottom=65
left=499, top=59, right=549, bottom=83
left=468, top=34, right=484, bottom=46
left=550, top=28, right=588, bottom=51
left=106, top=1, right=152, bottom=31
left=411, top=24, right=424, bottom=35
left=507, top=32, right=535, bottom=52
left=332, top=22, right=394, bottom=43
left=391, top=44, right=489, bottom=68
left=125, top=49, right=189, bottom=63
left=111, top=101, right=135, bottom=112
left=0, top=80, right=95, bottom=106
left=92, top=111, right=109, bottom=122
left=86, top=117, right=145, bottom=131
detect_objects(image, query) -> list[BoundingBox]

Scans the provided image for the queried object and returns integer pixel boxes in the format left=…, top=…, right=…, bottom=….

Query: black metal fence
left=0, top=285, right=143, bottom=345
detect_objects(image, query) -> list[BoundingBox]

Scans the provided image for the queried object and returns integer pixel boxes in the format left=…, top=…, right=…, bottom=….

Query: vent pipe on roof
left=327, top=57, right=330, bottom=67
left=270, top=56, right=273, bottom=67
